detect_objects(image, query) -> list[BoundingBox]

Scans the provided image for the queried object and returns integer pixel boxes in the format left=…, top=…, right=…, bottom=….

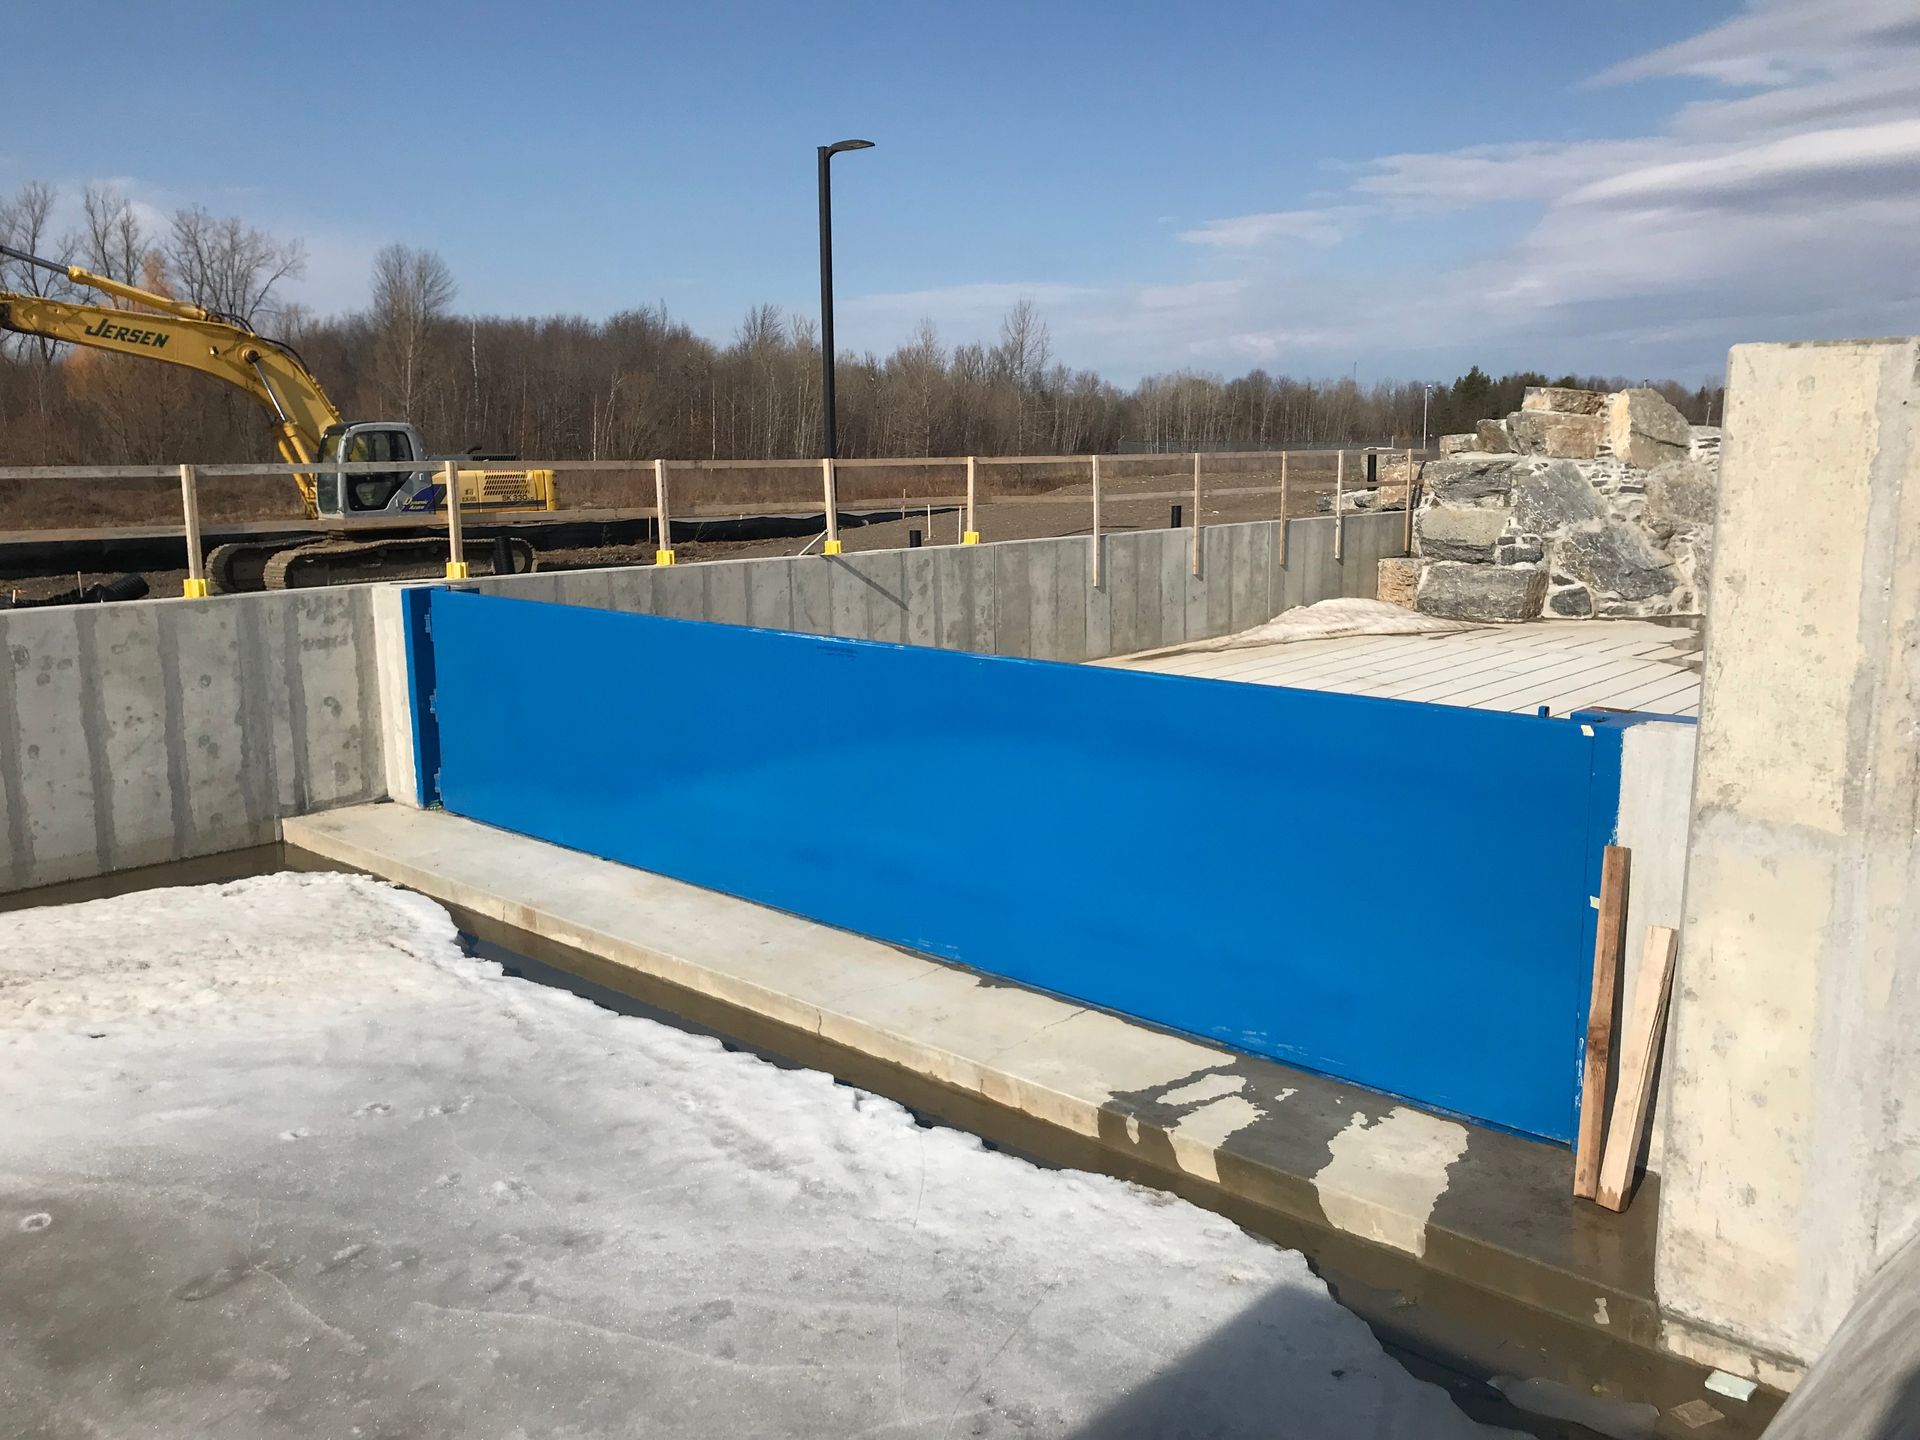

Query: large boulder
left=1416, top=504, right=1511, bottom=561
left=1522, top=386, right=1606, bottom=416
left=1416, top=562, right=1547, bottom=622
left=1606, top=388, right=1691, bottom=470
left=1438, top=433, right=1479, bottom=455
left=1475, top=418, right=1515, bottom=453
left=1548, top=582, right=1594, bottom=617
left=1421, top=454, right=1521, bottom=505
left=1646, top=458, right=1716, bottom=526
left=1377, top=556, right=1423, bottom=610
left=1513, top=460, right=1607, bottom=532
left=1557, top=518, right=1677, bottom=601
left=1508, top=409, right=1604, bottom=460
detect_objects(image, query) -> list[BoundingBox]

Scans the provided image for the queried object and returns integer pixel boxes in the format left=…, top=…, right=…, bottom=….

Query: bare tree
left=993, top=299, right=1052, bottom=451
left=0, top=181, right=74, bottom=364
left=165, top=206, right=306, bottom=327
left=78, top=184, right=153, bottom=290
left=369, top=244, right=457, bottom=422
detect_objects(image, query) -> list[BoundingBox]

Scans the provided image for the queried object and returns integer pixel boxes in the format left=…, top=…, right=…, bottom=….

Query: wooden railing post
left=1333, top=450, right=1345, bottom=562
left=1279, top=450, right=1290, bottom=565
left=179, top=463, right=208, bottom=598
left=821, top=458, right=842, bottom=555
left=1090, top=453, right=1104, bottom=588
left=1190, top=451, right=1203, bottom=575
left=443, top=459, right=469, bottom=579
left=654, top=459, right=676, bottom=564
left=1403, top=448, right=1416, bottom=554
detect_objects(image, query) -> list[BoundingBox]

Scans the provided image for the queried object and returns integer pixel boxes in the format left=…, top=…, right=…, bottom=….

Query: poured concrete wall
left=1, top=515, right=1402, bottom=896
left=0, top=588, right=384, bottom=893
left=1766, top=1231, right=1920, bottom=1440
left=1657, top=339, right=1920, bottom=1380
left=1610, top=719, right=1698, bottom=1176
left=464, top=513, right=1406, bottom=663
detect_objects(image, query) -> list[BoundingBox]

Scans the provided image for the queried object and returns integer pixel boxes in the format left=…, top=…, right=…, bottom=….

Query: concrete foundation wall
left=463, top=513, right=1406, bottom=663
left=1657, top=339, right=1920, bottom=1377
left=0, top=515, right=1402, bottom=897
left=0, top=588, right=385, bottom=894
left=1611, top=719, right=1698, bottom=1176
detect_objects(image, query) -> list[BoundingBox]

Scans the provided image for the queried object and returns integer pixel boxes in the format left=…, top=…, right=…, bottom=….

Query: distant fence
left=0, top=449, right=1424, bottom=597
left=401, top=585, right=1628, bottom=1142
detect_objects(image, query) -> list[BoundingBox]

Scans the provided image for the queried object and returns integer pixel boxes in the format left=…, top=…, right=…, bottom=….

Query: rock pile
left=1406, top=386, right=1719, bottom=622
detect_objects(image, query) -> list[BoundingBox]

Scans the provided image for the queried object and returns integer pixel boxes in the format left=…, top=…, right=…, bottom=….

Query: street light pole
left=817, top=138, right=874, bottom=461
left=1422, top=383, right=1433, bottom=451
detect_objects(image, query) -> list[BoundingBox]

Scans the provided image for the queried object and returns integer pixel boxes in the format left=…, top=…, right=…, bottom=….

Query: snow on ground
left=0, top=873, right=1509, bottom=1438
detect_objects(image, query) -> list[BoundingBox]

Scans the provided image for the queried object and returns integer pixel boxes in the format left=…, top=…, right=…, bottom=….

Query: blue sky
left=6, top=0, right=1918, bottom=384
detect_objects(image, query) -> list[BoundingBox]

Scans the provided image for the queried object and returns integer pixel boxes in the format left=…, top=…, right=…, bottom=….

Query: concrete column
left=370, top=584, right=424, bottom=807
left=1658, top=339, right=1920, bottom=1380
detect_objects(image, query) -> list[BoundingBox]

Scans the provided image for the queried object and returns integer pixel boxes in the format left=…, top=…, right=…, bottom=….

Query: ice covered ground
left=0, top=873, right=1510, bottom=1438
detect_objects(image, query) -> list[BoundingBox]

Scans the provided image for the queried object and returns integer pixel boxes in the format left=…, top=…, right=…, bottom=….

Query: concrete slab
left=1107, top=619, right=1701, bottom=716
left=284, top=802, right=1687, bottom=1386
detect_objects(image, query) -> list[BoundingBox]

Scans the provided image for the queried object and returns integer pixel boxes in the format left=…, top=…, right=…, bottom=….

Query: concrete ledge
left=275, top=801, right=1721, bottom=1383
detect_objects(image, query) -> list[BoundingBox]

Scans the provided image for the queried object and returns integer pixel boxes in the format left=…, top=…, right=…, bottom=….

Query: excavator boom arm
left=0, top=290, right=343, bottom=514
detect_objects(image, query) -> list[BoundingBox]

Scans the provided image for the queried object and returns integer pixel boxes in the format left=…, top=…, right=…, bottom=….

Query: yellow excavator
left=0, top=241, right=556, bottom=590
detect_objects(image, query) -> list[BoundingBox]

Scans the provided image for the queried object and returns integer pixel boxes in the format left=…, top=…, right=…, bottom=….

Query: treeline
left=0, top=181, right=1722, bottom=467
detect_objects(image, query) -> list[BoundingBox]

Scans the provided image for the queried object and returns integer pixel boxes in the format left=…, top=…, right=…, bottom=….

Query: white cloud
left=1353, top=141, right=1675, bottom=213
left=1566, top=118, right=1920, bottom=207
left=1591, top=0, right=1920, bottom=87
left=1672, top=64, right=1920, bottom=139
left=865, top=0, right=1920, bottom=382
left=1176, top=209, right=1349, bottom=249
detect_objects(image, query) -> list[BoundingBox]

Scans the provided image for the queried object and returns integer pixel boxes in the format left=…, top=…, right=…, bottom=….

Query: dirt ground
left=1, top=452, right=1417, bottom=602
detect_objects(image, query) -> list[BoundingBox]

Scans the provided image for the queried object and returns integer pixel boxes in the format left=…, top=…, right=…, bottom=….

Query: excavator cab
left=312, top=423, right=430, bottom=516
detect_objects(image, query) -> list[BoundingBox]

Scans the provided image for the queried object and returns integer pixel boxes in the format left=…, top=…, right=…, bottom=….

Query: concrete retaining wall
left=463, top=512, right=1407, bottom=663
left=1611, top=719, right=1698, bottom=1177
left=1657, top=338, right=1920, bottom=1383
left=0, top=514, right=1403, bottom=897
left=1, top=588, right=385, bottom=893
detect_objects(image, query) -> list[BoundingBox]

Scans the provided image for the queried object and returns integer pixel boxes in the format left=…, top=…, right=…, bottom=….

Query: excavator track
left=260, top=536, right=538, bottom=590
left=207, top=541, right=289, bottom=594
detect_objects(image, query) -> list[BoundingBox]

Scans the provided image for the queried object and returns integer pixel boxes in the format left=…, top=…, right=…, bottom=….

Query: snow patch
left=0, top=873, right=1510, bottom=1438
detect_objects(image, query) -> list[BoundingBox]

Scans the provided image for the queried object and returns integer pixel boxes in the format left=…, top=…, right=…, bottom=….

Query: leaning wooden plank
left=1574, top=845, right=1632, bottom=1199
left=1597, top=925, right=1680, bottom=1212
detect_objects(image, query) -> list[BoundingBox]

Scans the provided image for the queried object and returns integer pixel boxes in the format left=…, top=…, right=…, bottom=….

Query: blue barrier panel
left=416, top=588, right=1624, bottom=1142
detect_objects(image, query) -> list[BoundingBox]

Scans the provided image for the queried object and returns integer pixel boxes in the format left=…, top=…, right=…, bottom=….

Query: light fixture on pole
left=817, top=138, right=874, bottom=462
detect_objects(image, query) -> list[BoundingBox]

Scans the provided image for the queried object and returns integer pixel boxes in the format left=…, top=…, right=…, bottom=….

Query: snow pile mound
left=0, top=873, right=1513, bottom=1439
left=1132, top=597, right=1481, bottom=660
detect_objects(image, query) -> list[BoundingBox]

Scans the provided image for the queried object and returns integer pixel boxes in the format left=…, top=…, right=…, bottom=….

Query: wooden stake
left=1596, top=925, right=1679, bottom=1212
left=653, top=458, right=676, bottom=564
left=179, top=463, right=208, bottom=598
left=1574, top=844, right=1632, bottom=1199
left=1090, top=453, right=1104, bottom=588
left=443, top=459, right=469, bottom=579
left=1402, top=448, right=1416, bottom=554
left=1279, top=451, right=1289, bottom=565
left=963, top=455, right=980, bottom=544
left=821, top=458, right=841, bottom=554
left=1191, top=452, right=1203, bottom=575
left=1333, top=451, right=1345, bottom=561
